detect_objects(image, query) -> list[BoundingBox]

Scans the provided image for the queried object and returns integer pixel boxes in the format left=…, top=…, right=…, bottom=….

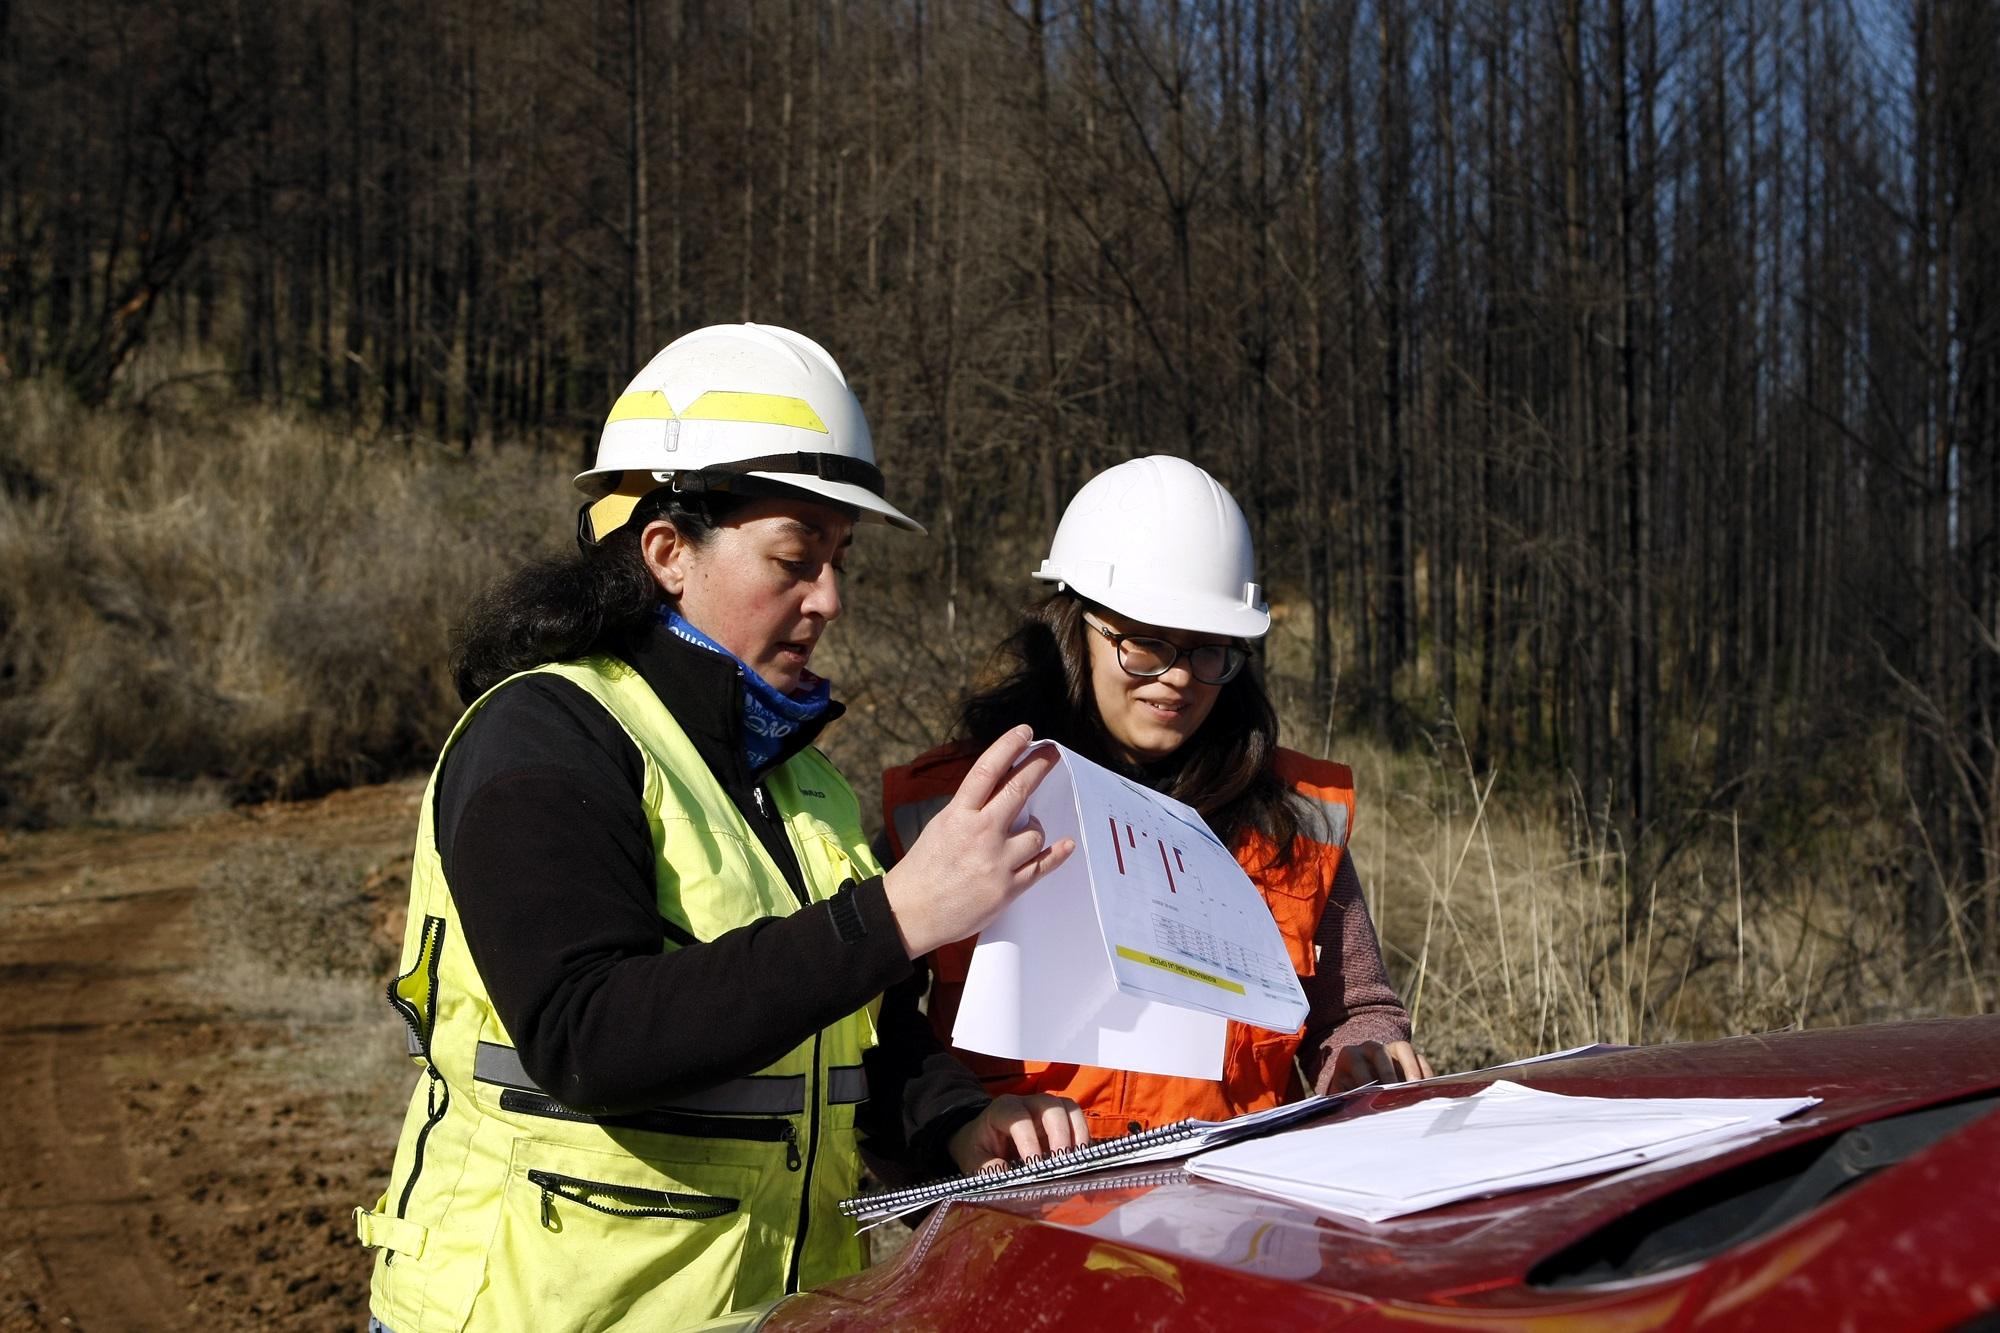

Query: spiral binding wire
left=840, top=1118, right=1205, bottom=1218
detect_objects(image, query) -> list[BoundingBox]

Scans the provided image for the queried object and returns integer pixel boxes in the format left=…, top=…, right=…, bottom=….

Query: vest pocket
left=526, top=1169, right=739, bottom=1225
left=1224, top=1027, right=1307, bottom=1110
left=1255, top=845, right=1340, bottom=976
left=471, top=1139, right=764, bottom=1329
left=496, top=1088, right=805, bottom=1169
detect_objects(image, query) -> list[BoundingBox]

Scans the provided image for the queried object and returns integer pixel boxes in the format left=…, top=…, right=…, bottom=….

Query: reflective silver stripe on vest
left=1295, top=791, right=1350, bottom=848
left=472, top=1041, right=815, bottom=1115
left=892, top=795, right=951, bottom=858
left=662, top=1077, right=809, bottom=1116
left=472, top=1040, right=539, bottom=1090
left=827, top=1065, right=869, bottom=1105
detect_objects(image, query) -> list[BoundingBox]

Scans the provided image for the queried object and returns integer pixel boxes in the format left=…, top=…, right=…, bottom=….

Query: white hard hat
left=1034, top=455, right=1268, bottom=638
left=576, top=322, right=923, bottom=537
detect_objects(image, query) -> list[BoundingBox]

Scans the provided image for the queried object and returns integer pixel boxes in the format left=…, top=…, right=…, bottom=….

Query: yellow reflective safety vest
left=354, top=656, right=881, bottom=1332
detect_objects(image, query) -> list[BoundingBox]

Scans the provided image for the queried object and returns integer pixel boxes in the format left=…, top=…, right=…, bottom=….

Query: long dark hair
left=449, top=490, right=741, bottom=704
left=958, top=593, right=1300, bottom=862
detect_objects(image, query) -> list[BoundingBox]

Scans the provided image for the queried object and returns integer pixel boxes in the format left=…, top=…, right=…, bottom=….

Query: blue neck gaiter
left=661, top=609, right=834, bottom=774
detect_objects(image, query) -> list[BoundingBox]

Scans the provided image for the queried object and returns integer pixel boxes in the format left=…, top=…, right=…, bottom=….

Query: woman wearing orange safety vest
left=881, top=455, right=1431, bottom=1140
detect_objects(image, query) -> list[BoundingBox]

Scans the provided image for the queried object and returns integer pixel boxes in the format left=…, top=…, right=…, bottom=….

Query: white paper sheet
left=1187, top=1080, right=1819, bottom=1222
left=948, top=747, right=1225, bottom=1077
left=949, top=742, right=1306, bottom=1078
left=1064, top=756, right=1310, bottom=1033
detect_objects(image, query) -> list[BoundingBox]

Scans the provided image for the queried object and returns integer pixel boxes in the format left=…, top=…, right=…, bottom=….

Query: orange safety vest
left=881, top=741, right=1356, bottom=1139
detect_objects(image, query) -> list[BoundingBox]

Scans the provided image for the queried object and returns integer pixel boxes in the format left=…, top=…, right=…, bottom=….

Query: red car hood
left=774, top=1016, right=2000, bottom=1331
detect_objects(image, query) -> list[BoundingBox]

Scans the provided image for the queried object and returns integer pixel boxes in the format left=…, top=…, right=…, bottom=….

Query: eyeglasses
left=1083, top=615, right=1248, bottom=685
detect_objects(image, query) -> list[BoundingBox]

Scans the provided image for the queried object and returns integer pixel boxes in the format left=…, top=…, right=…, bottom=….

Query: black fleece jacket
left=433, top=620, right=986, bottom=1170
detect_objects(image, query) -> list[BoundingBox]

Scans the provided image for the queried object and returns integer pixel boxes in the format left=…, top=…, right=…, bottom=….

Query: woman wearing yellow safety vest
left=881, top=456, right=1431, bottom=1144
left=356, top=324, right=1087, bottom=1332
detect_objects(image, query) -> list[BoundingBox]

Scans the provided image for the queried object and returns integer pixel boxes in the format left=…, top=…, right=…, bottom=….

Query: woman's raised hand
left=882, top=725, right=1076, bottom=959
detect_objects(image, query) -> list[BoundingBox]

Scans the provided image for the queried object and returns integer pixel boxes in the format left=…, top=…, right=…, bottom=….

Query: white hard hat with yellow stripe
left=576, top=323, right=923, bottom=541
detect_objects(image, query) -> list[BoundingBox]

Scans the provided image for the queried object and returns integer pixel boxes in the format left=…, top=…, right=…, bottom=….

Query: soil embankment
left=0, top=782, right=421, bottom=1330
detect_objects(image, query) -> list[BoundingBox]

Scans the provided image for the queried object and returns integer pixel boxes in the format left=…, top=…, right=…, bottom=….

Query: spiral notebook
left=841, top=1088, right=1367, bottom=1224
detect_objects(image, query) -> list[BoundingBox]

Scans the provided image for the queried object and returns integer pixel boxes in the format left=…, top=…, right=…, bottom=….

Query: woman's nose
left=804, top=566, right=842, bottom=621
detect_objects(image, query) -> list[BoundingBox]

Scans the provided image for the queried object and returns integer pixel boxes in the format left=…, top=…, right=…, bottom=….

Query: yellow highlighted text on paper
left=1114, top=947, right=1245, bottom=995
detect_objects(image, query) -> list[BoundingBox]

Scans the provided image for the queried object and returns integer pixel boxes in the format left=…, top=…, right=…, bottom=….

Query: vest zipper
left=750, top=781, right=813, bottom=910
left=784, top=1030, right=823, bottom=1294
left=384, top=1068, right=449, bottom=1264
left=527, top=1168, right=740, bottom=1226
left=498, top=1088, right=801, bottom=1167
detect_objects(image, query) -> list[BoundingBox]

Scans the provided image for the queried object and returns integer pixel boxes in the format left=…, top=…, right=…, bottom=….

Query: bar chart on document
left=1065, top=755, right=1309, bottom=1034
left=952, top=741, right=1307, bottom=1079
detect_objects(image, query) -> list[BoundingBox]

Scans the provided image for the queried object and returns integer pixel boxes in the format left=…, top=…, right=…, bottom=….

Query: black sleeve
left=438, top=677, right=916, bottom=1115
left=854, top=827, right=991, bottom=1179
left=857, top=962, right=989, bottom=1179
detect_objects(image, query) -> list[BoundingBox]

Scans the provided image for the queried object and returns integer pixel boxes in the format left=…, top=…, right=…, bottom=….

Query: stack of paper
left=1186, top=1081, right=1818, bottom=1222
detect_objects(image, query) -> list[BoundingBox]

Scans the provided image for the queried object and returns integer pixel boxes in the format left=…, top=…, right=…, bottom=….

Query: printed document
left=1187, top=1080, right=1819, bottom=1221
left=951, top=742, right=1309, bottom=1079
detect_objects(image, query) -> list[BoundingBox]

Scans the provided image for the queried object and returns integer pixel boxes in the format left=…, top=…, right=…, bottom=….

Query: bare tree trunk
left=628, top=0, right=652, bottom=370
left=1339, top=0, right=1372, bottom=711
left=1248, top=0, right=1274, bottom=551
left=1615, top=0, right=1654, bottom=839
left=865, top=5, right=879, bottom=295
left=239, top=2, right=281, bottom=402
left=460, top=5, right=480, bottom=450
left=310, top=11, right=334, bottom=406
left=344, top=0, right=366, bottom=424
left=1429, top=0, right=1460, bottom=721
left=1031, top=0, right=1062, bottom=533
left=803, top=1, right=821, bottom=313
left=1560, top=0, right=1599, bottom=819
left=1376, top=0, right=1413, bottom=709
left=667, top=0, right=685, bottom=328
left=740, top=0, right=757, bottom=323
left=775, top=0, right=796, bottom=314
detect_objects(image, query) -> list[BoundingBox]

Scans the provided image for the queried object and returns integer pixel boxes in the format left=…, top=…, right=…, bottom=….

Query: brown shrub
left=194, top=839, right=406, bottom=982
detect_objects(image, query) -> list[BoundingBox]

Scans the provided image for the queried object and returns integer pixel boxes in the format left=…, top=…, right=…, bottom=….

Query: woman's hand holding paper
left=883, top=726, right=1076, bottom=959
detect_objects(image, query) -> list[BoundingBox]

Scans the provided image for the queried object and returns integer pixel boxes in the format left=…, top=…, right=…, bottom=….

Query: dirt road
left=0, top=783, right=422, bottom=1331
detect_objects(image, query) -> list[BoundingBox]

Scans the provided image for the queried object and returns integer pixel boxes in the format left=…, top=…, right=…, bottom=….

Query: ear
left=639, top=518, right=691, bottom=598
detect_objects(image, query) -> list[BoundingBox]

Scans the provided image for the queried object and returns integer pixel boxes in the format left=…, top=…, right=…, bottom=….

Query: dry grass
left=1320, top=725, right=1989, bottom=1070
left=0, top=374, right=569, bottom=823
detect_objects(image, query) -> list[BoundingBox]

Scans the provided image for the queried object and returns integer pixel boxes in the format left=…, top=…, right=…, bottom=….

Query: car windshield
left=1529, top=1091, right=2000, bottom=1287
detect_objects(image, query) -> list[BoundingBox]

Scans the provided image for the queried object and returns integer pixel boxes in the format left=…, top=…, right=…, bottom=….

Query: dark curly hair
left=957, top=592, right=1300, bottom=864
left=449, top=490, right=743, bottom=704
